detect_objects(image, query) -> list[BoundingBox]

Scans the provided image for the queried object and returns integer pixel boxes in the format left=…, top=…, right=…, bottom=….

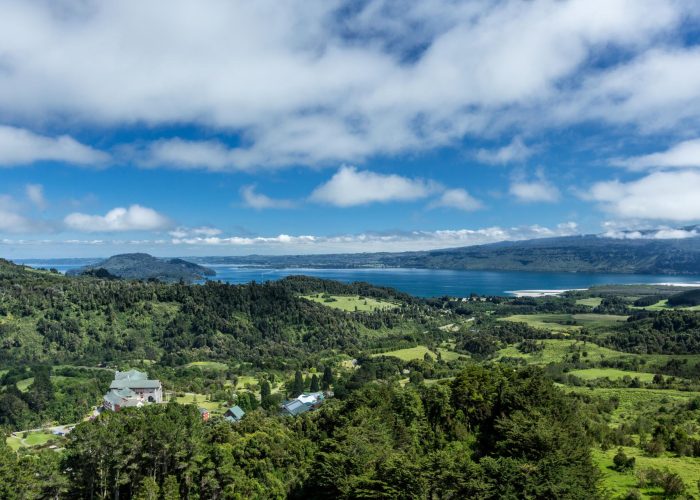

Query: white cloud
left=0, top=1, right=694, bottom=169
left=509, top=171, right=560, bottom=203
left=25, top=184, right=47, bottom=210
left=602, top=227, right=699, bottom=239
left=310, top=166, right=438, bottom=207
left=64, top=205, right=171, bottom=232
left=0, top=195, right=42, bottom=233
left=0, top=126, right=108, bottom=167
left=612, top=139, right=700, bottom=170
left=240, top=185, right=296, bottom=209
left=475, top=137, right=533, bottom=165
left=168, top=221, right=581, bottom=252
left=169, top=226, right=222, bottom=238
left=429, top=188, right=482, bottom=211
left=588, top=170, right=700, bottom=221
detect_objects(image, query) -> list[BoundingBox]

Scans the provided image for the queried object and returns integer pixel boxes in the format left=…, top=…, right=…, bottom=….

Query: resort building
left=102, top=369, right=163, bottom=411
left=281, top=392, right=325, bottom=417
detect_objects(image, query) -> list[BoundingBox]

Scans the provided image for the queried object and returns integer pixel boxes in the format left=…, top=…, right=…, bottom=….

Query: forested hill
left=193, top=233, right=700, bottom=274
left=66, top=253, right=215, bottom=282
left=0, top=261, right=432, bottom=367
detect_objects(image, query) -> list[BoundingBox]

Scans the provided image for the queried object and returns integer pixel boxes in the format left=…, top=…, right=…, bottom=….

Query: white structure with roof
left=103, top=369, right=163, bottom=411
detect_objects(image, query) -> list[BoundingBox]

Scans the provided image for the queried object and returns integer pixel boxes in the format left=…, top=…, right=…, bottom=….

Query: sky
left=2, top=0, right=700, bottom=258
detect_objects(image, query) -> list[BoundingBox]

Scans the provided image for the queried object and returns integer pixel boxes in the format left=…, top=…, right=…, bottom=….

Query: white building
left=102, top=369, right=162, bottom=411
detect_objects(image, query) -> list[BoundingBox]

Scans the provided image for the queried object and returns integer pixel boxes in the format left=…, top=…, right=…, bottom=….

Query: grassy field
left=172, top=393, right=227, bottom=413
left=301, top=294, right=398, bottom=312
left=593, top=446, right=700, bottom=499
left=6, top=431, right=59, bottom=451
left=567, top=386, right=700, bottom=426
left=569, top=368, right=656, bottom=383
left=185, top=361, right=228, bottom=371
left=375, top=345, right=435, bottom=361
left=497, top=339, right=630, bottom=365
left=500, top=313, right=627, bottom=333
left=15, top=375, right=86, bottom=393
left=633, top=299, right=700, bottom=312
left=576, top=297, right=603, bottom=307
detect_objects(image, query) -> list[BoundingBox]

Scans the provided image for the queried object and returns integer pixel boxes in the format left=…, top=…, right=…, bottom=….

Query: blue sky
left=2, top=0, right=700, bottom=258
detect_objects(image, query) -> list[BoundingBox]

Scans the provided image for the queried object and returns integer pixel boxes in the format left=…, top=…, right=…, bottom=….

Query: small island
left=67, top=253, right=215, bottom=283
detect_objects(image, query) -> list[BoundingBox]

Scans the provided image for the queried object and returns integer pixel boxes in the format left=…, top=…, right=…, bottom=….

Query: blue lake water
left=199, top=266, right=700, bottom=297
left=16, top=260, right=700, bottom=297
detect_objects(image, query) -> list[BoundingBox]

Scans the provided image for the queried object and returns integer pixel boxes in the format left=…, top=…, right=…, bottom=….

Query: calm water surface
left=17, top=261, right=700, bottom=297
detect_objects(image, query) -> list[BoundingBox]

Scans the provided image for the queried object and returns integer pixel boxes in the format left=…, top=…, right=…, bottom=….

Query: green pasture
left=633, top=299, right=700, bottom=312
left=497, top=339, right=630, bottom=365
left=373, top=345, right=463, bottom=362
left=185, top=361, right=229, bottom=371
left=593, top=446, right=700, bottom=499
left=172, top=393, right=227, bottom=413
left=500, top=313, right=627, bottom=333
left=569, top=368, right=655, bottom=383
left=576, top=297, right=603, bottom=307
left=302, top=294, right=398, bottom=312
left=567, top=386, right=700, bottom=426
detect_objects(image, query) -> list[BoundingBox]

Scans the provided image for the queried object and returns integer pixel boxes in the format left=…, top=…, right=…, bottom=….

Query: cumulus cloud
left=602, top=227, right=699, bottom=239
left=310, top=166, right=438, bottom=207
left=429, top=189, right=482, bottom=211
left=0, top=1, right=695, bottom=169
left=25, top=184, right=47, bottom=210
left=612, top=139, right=700, bottom=170
left=169, top=226, right=222, bottom=238
left=0, top=126, right=108, bottom=167
left=0, top=195, right=42, bottom=233
left=240, top=185, right=296, bottom=209
left=587, top=170, right=700, bottom=221
left=509, top=171, right=560, bottom=203
left=168, top=221, right=581, bottom=252
left=475, top=137, right=533, bottom=165
left=64, top=205, right=171, bottom=232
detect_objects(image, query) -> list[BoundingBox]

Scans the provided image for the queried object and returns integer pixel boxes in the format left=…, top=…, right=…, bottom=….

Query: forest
left=2, top=259, right=700, bottom=498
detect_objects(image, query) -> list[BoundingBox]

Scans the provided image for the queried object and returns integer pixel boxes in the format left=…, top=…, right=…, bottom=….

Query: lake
left=16, top=261, right=700, bottom=297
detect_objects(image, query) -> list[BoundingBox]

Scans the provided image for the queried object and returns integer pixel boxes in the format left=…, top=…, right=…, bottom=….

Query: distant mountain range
left=67, top=253, right=216, bottom=282
left=189, top=232, right=700, bottom=275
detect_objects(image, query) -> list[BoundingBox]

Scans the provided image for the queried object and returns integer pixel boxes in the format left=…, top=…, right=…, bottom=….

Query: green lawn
left=593, top=446, right=700, bottom=499
left=6, top=436, right=22, bottom=451
left=235, top=375, right=259, bottom=389
left=497, top=339, right=630, bottom=365
left=16, top=375, right=85, bottom=393
left=569, top=368, right=656, bottom=383
left=633, top=299, right=700, bottom=312
left=375, top=345, right=436, bottom=361
left=173, top=393, right=227, bottom=413
left=302, top=294, right=398, bottom=312
left=185, top=361, right=229, bottom=371
left=576, top=297, right=603, bottom=307
left=24, top=431, right=55, bottom=446
left=500, top=313, right=627, bottom=332
left=567, top=387, right=700, bottom=426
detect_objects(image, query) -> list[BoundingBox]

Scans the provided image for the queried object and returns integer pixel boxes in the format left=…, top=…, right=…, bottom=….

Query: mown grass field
left=185, top=361, right=228, bottom=371
left=172, top=392, right=227, bottom=413
left=632, top=299, right=700, bottom=312
left=373, top=345, right=463, bottom=362
left=593, top=446, right=700, bottom=499
left=569, top=368, right=656, bottom=383
left=497, top=339, right=630, bottom=365
left=301, top=294, right=398, bottom=312
left=567, top=386, right=700, bottom=426
left=499, top=313, right=627, bottom=332
left=576, top=297, right=603, bottom=307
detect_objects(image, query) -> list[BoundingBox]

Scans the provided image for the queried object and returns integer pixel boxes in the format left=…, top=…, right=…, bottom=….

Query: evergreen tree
left=162, top=475, right=180, bottom=500
left=261, top=380, right=271, bottom=399
left=322, top=366, right=333, bottom=390
left=310, top=374, right=320, bottom=392
left=135, top=476, right=160, bottom=500
left=292, top=370, right=304, bottom=397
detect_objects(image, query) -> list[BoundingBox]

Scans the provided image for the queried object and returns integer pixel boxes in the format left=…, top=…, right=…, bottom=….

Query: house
left=224, top=405, right=245, bottom=423
left=198, top=408, right=210, bottom=422
left=102, top=369, right=163, bottom=411
left=281, top=392, right=325, bottom=417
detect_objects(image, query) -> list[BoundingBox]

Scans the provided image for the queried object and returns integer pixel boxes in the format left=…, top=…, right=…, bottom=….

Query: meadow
left=569, top=368, right=656, bottom=383
left=372, top=345, right=463, bottom=362
left=496, top=339, right=631, bottom=365
left=301, top=294, right=398, bottom=312
left=499, top=313, right=628, bottom=333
